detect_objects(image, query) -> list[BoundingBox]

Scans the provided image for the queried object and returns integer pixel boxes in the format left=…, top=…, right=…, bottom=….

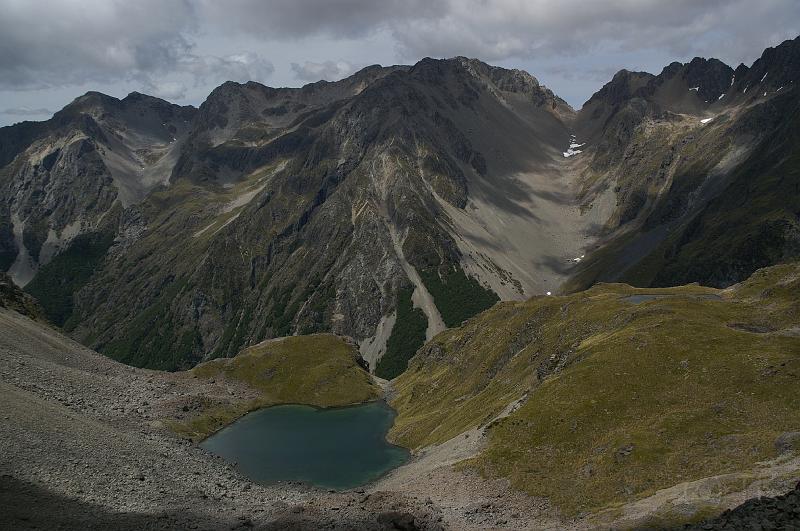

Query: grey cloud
left=541, top=64, right=630, bottom=83
left=141, top=81, right=188, bottom=101
left=291, top=60, right=358, bottom=82
left=198, top=0, right=799, bottom=69
left=0, top=0, right=195, bottom=89
left=387, top=0, right=800, bottom=66
left=179, top=52, right=275, bottom=85
left=0, top=0, right=272, bottom=96
left=197, top=0, right=447, bottom=39
left=2, top=107, right=53, bottom=116
left=1, top=0, right=798, bottom=113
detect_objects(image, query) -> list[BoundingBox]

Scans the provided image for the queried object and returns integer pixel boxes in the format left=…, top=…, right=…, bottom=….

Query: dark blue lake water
left=200, top=402, right=409, bottom=490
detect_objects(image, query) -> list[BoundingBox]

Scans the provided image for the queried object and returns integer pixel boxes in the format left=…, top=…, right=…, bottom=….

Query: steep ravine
left=387, top=222, right=446, bottom=341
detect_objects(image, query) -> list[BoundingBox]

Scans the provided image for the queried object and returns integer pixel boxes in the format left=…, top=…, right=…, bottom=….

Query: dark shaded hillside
left=569, top=35, right=800, bottom=291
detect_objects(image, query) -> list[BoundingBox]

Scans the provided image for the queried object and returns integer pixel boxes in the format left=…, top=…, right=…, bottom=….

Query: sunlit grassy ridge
left=169, top=334, right=379, bottom=441
left=389, top=262, right=800, bottom=515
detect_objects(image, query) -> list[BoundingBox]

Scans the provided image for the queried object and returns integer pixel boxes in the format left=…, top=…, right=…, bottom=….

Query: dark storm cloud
left=0, top=0, right=798, bottom=106
left=198, top=0, right=800, bottom=67
left=0, top=1, right=191, bottom=89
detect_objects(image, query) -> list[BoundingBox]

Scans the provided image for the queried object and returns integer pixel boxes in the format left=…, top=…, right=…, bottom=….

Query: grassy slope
left=88, top=177, right=268, bottom=370
left=390, top=262, right=800, bottom=515
left=169, top=334, right=380, bottom=441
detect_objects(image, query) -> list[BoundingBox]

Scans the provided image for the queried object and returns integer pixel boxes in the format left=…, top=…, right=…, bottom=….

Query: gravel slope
left=0, top=308, right=442, bottom=530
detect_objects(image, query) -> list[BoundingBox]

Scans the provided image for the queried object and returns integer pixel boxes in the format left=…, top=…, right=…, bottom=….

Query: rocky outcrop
left=0, top=271, right=41, bottom=319
left=0, top=91, right=196, bottom=287
left=679, top=482, right=800, bottom=530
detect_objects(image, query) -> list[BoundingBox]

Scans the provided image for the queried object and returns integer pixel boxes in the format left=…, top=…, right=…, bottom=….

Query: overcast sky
left=1, top=0, right=798, bottom=126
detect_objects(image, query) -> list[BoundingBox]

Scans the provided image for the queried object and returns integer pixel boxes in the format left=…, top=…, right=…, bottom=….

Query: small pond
left=200, top=401, right=409, bottom=490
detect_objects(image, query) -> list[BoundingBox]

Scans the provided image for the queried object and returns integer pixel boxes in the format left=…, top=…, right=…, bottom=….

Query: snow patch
left=717, top=93, right=726, bottom=100
left=563, top=135, right=585, bottom=158
left=689, top=87, right=699, bottom=91
left=700, top=117, right=714, bottom=124
left=761, top=72, right=768, bottom=83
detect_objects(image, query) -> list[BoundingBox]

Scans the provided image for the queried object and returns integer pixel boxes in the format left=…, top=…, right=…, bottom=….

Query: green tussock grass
left=169, top=334, right=380, bottom=441
left=390, top=262, right=800, bottom=516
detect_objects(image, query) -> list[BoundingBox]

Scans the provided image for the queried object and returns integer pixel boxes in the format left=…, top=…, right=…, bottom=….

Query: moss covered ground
left=390, top=262, right=800, bottom=515
left=169, top=334, right=380, bottom=441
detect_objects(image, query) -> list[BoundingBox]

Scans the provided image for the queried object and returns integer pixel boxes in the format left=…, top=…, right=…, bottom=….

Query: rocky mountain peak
left=3, top=36, right=799, bottom=373
left=680, top=57, right=734, bottom=102
left=407, top=56, right=571, bottom=114
left=58, top=91, right=121, bottom=119
left=584, top=69, right=654, bottom=108
left=56, top=90, right=194, bottom=128
left=581, top=56, right=736, bottom=118
left=733, top=35, right=800, bottom=95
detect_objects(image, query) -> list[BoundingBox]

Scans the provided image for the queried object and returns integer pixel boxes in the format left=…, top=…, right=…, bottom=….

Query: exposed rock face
left=679, top=482, right=800, bottom=530
left=0, top=91, right=196, bottom=284
left=2, top=37, right=799, bottom=370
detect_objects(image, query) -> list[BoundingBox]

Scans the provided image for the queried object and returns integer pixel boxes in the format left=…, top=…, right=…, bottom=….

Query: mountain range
left=1, top=34, right=800, bottom=530
left=1, top=36, right=798, bottom=375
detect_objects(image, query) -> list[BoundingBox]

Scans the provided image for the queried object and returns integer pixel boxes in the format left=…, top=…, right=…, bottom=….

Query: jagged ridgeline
left=2, top=36, right=799, bottom=371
